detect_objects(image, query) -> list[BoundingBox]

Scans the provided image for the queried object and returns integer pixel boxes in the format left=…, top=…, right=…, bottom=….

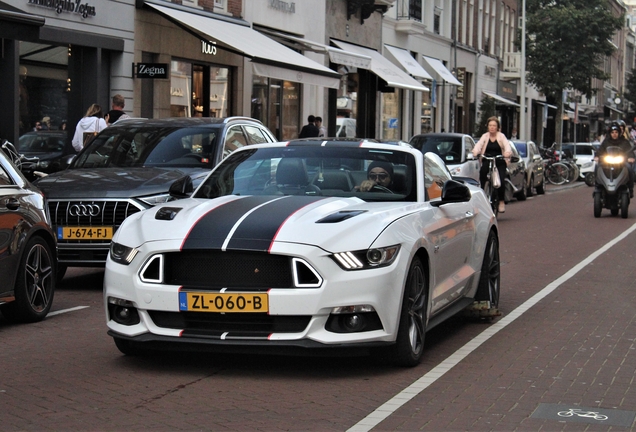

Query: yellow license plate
left=59, top=226, right=113, bottom=240
left=179, top=292, right=269, bottom=313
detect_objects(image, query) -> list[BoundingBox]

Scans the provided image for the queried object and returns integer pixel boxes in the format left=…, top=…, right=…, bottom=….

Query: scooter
left=593, top=146, right=632, bottom=218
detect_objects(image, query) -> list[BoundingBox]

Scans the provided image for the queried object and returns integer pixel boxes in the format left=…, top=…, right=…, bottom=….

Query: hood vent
left=316, top=210, right=366, bottom=224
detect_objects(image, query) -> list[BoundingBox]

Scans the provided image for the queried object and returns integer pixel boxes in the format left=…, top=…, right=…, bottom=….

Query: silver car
left=409, top=133, right=480, bottom=182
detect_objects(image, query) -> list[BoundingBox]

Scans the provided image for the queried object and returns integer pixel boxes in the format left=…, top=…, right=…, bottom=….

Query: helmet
left=609, top=122, right=620, bottom=132
left=617, top=119, right=626, bottom=128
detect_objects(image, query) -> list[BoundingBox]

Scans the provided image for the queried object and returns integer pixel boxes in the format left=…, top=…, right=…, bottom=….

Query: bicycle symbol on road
left=557, top=408, right=608, bottom=421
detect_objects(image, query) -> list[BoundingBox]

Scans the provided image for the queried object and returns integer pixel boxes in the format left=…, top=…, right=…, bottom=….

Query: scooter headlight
left=603, top=154, right=624, bottom=164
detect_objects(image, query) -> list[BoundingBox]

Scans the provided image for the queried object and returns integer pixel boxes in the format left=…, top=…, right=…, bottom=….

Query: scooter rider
left=595, top=122, right=635, bottom=197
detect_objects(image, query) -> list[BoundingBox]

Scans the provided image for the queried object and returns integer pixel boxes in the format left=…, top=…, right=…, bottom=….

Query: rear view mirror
left=169, top=175, right=193, bottom=199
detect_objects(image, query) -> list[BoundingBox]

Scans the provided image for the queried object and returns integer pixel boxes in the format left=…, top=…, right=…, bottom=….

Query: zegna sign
left=27, top=0, right=96, bottom=18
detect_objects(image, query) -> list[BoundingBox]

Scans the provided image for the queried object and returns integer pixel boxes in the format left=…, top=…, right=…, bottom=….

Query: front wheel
left=391, top=256, right=427, bottom=367
left=484, top=180, right=498, bottom=216
left=536, top=179, right=545, bottom=194
left=0, top=236, right=55, bottom=323
left=475, top=230, right=500, bottom=308
left=594, top=192, right=602, bottom=218
left=621, top=192, right=629, bottom=219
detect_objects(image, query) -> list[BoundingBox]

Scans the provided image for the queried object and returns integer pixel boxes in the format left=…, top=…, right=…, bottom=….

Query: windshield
left=73, top=126, right=218, bottom=169
left=17, top=133, right=66, bottom=153
left=194, top=146, right=417, bottom=202
left=513, top=142, right=527, bottom=157
left=410, top=136, right=463, bottom=164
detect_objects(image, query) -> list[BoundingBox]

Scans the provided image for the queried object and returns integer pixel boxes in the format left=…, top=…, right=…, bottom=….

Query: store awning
left=146, top=2, right=340, bottom=88
left=536, top=101, right=557, bottom=109
left=332, top=40, right=428, bottom=92
left=258, top=30, right=371, bottom=69
left=483, top=90, right=520, bottom=107
left=384, top=45, right=432, bottom=80
left=422, top=56, right=462, bottom=86
left=604, top=105, right=624, bottom=115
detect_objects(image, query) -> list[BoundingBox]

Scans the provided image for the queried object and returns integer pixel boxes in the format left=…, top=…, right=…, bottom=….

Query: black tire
left=621, top=192, right=629, bottom=219
left=594, top=192, right=602, bottom=218
left=114, top=337, right=144, bottom=356
left=584, top=172, right=596, bottom=187
left=484, top=181, right=498, bottom=216
left=475, top=230, right=500, bottom=308
left=0, top=236, right=55, bottom=323
left=516, top=180, right=527, bottom=201
left=391, top=256, right=427, bottom=367
left=526, top=175, right=534, bottom=197
left=536, top=179, right=545, bottom=195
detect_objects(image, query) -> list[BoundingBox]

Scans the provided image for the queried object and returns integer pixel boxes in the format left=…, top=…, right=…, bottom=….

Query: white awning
left=384, top=45, right=432, bottom=80
left=483, top=90, right=520, bottom=107
left=258, top=30, right=371, bottom=69
left=422, top=56, right=462, bottom=86
left=332, top=40, right=429, bottom=92
left=146, top=2, right=340, bottom=88
left=536, top=101, right=557, bottom=109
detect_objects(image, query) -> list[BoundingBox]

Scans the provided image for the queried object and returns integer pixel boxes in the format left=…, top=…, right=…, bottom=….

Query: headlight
left=449, top=166, right=462, bottom=176
left=603, top=155, right=624, bottom=164
left=138, top=193, right=171, bottom=206
left=332, top=245, right=400, bottom=270
left=37, top=160, right=50, bottom=169
left=109, top=242, right=139, bottom=265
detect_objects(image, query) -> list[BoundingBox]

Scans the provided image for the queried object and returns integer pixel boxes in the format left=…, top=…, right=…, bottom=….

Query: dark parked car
left=512, top=140, right=545, bottom=196
left=0, top=144, right=57, bottom=322
left=506, top=141, right=528, bottom=202
left=409, top=133, right=480, bottom=182
left=34, top=117, right=276, bottom=279
left=16, top=131, right=75, bottom=179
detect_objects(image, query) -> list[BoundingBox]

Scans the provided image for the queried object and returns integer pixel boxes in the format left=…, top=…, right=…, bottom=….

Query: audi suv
left=34, top=117, right=276, bottom=279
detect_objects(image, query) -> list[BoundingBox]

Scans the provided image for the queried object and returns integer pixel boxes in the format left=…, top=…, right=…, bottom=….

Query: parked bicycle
left=540, top=144, right=571, bottom=185
left=1, top=139, right=40, bottom=176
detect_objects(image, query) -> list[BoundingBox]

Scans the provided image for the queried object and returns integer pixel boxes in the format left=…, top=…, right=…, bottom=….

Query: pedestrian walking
left=299, top=115, right=319, bottom=138
left=72, top=103, right=107, bottom=152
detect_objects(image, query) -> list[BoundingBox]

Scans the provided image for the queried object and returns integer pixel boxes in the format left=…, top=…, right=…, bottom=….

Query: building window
left=251, top=76, right=299, bottom=140
left=434, top=13, right=441, bottom=34
left=170, top=60, right=230, bottom=118
left=397, top=0, right=421, bottom=21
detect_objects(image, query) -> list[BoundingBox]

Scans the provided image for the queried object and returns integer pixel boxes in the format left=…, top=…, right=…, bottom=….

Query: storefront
left=0, top=0, right=133, bottom=146
left=136, top=1, right=340, bottom=140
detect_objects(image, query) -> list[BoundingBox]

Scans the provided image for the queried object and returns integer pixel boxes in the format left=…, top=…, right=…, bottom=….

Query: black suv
left=34, top=117, right=276, bottom=278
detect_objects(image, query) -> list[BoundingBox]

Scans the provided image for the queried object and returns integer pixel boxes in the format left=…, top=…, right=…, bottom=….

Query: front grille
left=49, top=200, right=144, bottom=243
left=149, top=311, right=311, bottom=337
left=164, top=251, right=292, bottom=289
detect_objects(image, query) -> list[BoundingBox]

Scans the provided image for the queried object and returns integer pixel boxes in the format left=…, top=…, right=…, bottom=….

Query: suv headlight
left=139, top=193, right=171, bottom=206
left=110, top=242, right=139, bottom=265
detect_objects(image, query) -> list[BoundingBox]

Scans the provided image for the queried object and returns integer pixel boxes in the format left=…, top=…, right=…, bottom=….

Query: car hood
left=117, top=195, right=419, bottom=252
left=34, top=167, right=209, bottom=199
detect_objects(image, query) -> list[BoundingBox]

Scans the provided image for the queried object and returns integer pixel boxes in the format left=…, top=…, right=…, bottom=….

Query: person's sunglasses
left=368, top=173, right=389, bottom=181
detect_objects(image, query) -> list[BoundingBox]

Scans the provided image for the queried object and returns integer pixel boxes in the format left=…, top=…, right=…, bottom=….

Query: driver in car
left=358, top=161, right=393, bottom=192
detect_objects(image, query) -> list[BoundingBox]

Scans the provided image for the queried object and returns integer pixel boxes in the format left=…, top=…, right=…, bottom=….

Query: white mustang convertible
left=104, top=140, right=500, bottom=366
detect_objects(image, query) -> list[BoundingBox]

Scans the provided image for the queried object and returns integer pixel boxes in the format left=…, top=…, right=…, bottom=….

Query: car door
left=0, top=160, right=22, bottom=297
left=462, top=136, right=480, bottom=180
left=507, top=142, right=525, bottom=190
left=422, top=153, right=476, bottom=314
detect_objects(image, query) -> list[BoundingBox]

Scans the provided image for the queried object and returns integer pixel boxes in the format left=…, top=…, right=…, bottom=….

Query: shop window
left=251, top=76, right=299, bottom=140
left=381, top=91, right=401, bottom=140
left=336, top=68, right=359, bottom=137
left=171, top=61, right=230, bottom=118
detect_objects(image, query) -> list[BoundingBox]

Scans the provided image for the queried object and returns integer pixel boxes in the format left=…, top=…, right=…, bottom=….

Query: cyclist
left=472, top=116, right=512, bottom=213
left=595, top=122, right=635, bottom=198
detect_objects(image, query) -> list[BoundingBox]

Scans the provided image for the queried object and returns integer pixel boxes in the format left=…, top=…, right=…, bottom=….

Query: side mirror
left=169, top=175, right=193, bottom=199
left=466, top=153, right=475, bottom=160
left=509, top=156, right=520, bottom=163
left=431, top=179, right=471, bottom=207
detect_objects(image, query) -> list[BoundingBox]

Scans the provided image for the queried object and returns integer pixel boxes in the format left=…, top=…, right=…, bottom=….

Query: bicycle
left=480, top=154, right=507, bottom=216
left=1, top=139, right=40, bottom=176
left=540, top=144, right=570, bottom=185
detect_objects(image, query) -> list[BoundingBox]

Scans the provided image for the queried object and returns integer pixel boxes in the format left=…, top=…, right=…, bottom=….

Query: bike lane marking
left=47, top=306, right=90, bottom=317
left=348, top=221, right=636, bottom=432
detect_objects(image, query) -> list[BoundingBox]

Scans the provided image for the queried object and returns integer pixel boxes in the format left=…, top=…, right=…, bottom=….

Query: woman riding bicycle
left=472, top=116, right=512, bottom=213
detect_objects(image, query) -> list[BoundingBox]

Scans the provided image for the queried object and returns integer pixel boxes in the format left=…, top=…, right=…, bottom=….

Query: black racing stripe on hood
left=181, top=196, right=277, bottom=250
left=226, top=196, right=326, bottom=252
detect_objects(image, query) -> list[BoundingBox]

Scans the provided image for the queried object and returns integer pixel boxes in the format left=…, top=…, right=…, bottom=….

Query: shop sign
left=27, top=0, right=96, bottom=19
left=498, top=80, right=517, bottom=100
left=456, top=67, right=465, bottom=100
left=134, top=63, right=168, bottom=79
left=202, top=40, right=217, bottom=56
left=268, top=0, right=295, bottom=13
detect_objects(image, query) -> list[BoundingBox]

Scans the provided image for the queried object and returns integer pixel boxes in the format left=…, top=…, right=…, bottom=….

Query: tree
left=624, top=70, right=636, bottom=122
left=524, top=0, right=623, bottom=146
left=474, top=95, right=496, bottom=136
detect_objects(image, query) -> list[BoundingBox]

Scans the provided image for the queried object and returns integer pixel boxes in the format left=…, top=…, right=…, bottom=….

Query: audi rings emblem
left=69, top=204, right=101, bottom=217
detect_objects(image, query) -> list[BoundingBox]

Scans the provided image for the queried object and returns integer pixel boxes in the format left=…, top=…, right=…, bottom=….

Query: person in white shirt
left=71, top=103, right=108, bottom=152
